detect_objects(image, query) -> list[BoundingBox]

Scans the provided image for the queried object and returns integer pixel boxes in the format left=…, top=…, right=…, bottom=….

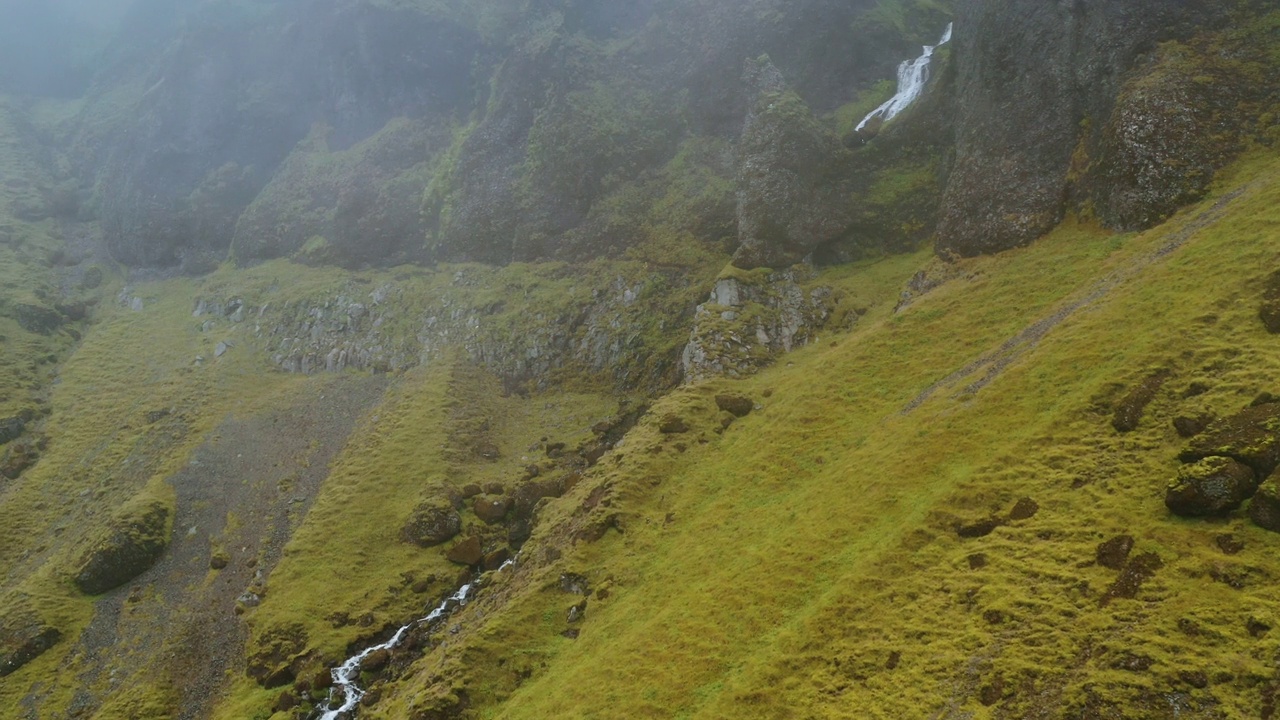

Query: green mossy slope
left=362, top=148, right=1280, bottom=719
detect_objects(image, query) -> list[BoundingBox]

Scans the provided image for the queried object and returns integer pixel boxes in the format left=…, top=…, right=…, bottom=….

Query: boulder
left=1248, top=478, right=1280, bottom=532
left=402, top=500, right=462, bottom=547
left=1164, top=457, right=1258, bottom=517
left=14, top=304, right=63, bottom=334
left=1179, top=403, right=1280, bottom=477
left=482, top=548, right=512, bottom=571
left=447, top=536, right=484, bottom=566
left=1008, top=497, right=1039, bottom=521
left=73, top=497, right=171, bottom=595
left=715, top=394, right=755, bottom=418
left=0, top=623, right=61, bottom=677
left=363, top=648, right=390, bottom=672
left=473, top=496, right=512, bottom=524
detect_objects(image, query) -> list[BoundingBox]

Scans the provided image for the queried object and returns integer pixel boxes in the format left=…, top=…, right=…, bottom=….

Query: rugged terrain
left=1, top=1, right=1280, bottom=719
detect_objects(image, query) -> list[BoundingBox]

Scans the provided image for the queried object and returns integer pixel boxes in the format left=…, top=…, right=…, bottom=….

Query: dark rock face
left=403, top=501, right=462, bottom=547
left=1091, top=43, right=1249, bottom=230
left=1164, top=457, right=1258, bottom=517
left=1179, top=403, right=1280, bottom=478
left=73, top=498, right=171, bottom=595
left=731, top=59, right=853, bottom=270
left=14, top=304, right=63, bottom=334
left=937, top=0, right=1231, bottom=257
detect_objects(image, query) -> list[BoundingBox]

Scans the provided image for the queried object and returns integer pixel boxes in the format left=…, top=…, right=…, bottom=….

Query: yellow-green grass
left=365, top=148, right=1280, bottom=719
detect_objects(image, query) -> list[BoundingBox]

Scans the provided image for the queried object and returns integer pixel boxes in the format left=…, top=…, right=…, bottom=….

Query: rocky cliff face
left=936, top=0, right=1272, bottom=257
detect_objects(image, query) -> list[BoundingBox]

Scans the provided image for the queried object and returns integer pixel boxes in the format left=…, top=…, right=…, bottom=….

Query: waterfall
left=856, top=23, right=954, bottom=133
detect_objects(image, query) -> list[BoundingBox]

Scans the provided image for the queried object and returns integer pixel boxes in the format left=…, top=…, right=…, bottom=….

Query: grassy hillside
left=2, top=117, right=1278, bottom=720
left=351, top=147, right=1280, bottom=719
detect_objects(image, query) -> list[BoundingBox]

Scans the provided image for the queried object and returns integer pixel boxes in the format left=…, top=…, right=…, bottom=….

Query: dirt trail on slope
left=68, top=374, right=389, bottom=720
left=901, top=186, right=1252, bottom=415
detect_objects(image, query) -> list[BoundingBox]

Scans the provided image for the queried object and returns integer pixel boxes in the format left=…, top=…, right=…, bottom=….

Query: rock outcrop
left=731, top=59, right=853, bottom=269
left=72, top=496, right=172, bottom=595
left=936, top=0, right=1240, bottom=258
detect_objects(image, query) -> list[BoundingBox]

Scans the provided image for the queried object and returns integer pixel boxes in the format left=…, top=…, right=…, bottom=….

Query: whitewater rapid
left=856, top=22, right=954, bottom=132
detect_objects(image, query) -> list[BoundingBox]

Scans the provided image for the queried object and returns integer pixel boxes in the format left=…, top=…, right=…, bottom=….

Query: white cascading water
left=318, top=583, right=474, bottom=719
left=856, top=23, right=954, bottom=133
left=316, top=558, right=518, bottom=718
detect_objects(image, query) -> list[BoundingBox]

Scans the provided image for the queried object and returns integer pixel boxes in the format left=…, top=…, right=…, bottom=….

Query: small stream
left=316, top=561, right=513, bottom=719
left=857, top=22, right=954, bottom=132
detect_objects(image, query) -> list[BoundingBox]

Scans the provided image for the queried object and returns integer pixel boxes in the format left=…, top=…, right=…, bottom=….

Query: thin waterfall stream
left=856, top=22, right=954, bottom=132
left=315, top=560, right=515, bottom=719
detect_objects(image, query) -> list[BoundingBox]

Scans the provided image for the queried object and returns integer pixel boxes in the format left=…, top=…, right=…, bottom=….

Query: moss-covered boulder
left=0, top=615, right=61, bottom=678
left=402, top=499, right=462, bottom=547
left=0, top=416, right=23, bottom=445
left=1111, top=369, right=1169, bottom=433
left=72, top=496, right=172, bottom=595
left=1249, top=478, right=1280, bottom=532
left=1179, top=403, right=1280, bottom=478
left=1164, top=457, right=1258, bottom=517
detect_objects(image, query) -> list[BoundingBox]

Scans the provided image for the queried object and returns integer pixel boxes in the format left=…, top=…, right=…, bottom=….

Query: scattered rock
left=210, top=552, right=230, bottom=570
left=1247, top=617, right=1271, bottom=638
left=482, top=482, right=505, bottom=496
left=957, top=516, right=1003, bottom=539
left=1173, top=414, right=1214, bottom=438
left=461, top=484, right=482, bottom=499
left=561, top=628, right=580, bottom=640
left=1101, top=552, right=1163, bottom=606
left=1110, top=652, right=1154, bottom=672
left=1179, top=403, right=1280, bottom=478
left=145, top=409, right=172, bottom=424
left=967, top=554, right=988, bottom=570
left=566, top=600, right=587, bottom=624
left=473, top=440, right=501, bottom=460
left=1008, top=497, right=1039, bottom=521
left=1165, top=457, right=1258, bottom=517
left=659, top=415, right=689, bottom=434
left=215, top=341, right=230, bottom=358
left=473, top=496, right=512, bottom=524
left=1096, top=535, right=1135, bottom=570
left=979, top=674, right=1005, bottom=706
left=402, top=501, right=462, bottom=547
left=446, top=536, right=483, bottom=566
left=73, top=497, right=171, bottom=595
left=714, top=394, right=755, bottom=418
left=1182, top=381, right=1212, bottom=398
left=1248, top=478, right=1280, bottom=532
left=1112, top=369, right=1170, bottom=432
